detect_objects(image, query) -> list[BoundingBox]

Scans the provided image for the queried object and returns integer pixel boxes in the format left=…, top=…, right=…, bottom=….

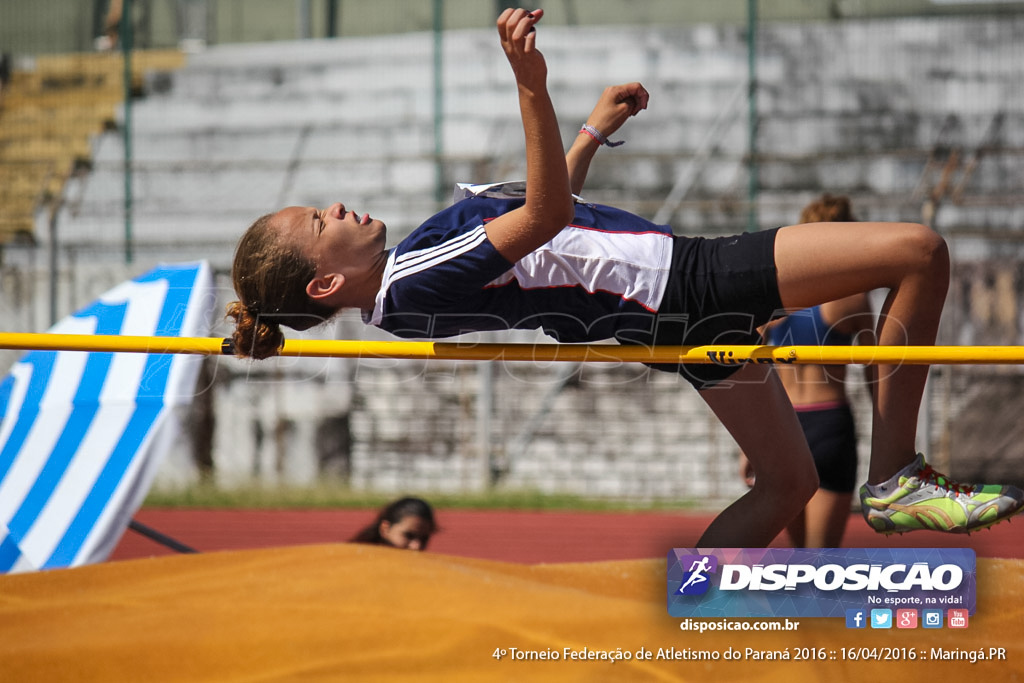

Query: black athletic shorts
left=616, top=228, right=783, bottom=389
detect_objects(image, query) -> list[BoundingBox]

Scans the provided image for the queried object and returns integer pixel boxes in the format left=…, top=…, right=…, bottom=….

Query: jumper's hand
left=585, top=82, right=649, bottom=140
left=497, top=8, right=546, bottom=90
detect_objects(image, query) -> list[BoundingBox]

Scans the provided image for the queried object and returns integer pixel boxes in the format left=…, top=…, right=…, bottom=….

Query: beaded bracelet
left=579, top=124, right=625, bottom=147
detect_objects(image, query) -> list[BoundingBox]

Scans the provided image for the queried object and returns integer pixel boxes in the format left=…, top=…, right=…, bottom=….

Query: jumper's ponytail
left=225, top=300, right=286, bottom=360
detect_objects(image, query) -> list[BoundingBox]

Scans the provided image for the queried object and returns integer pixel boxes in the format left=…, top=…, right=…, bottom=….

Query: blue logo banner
left=667, top=548, right=976, bottom=618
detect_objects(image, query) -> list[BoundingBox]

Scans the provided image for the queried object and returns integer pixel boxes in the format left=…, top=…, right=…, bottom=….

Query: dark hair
left=226, top=213, right=337, bottom=359
left=350, top=497, right=438, bottom=547
left=799, top=193, right=856, bottom=224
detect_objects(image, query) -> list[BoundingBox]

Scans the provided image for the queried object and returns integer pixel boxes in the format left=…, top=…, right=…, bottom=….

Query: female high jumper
left=227, top=8, right=1023, bottom=547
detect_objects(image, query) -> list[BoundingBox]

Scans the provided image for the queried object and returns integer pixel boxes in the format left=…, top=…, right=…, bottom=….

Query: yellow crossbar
left=1, top=332, right=1023, bottom=365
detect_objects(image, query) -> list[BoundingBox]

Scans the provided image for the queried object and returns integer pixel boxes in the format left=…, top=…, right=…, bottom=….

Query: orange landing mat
left=1, top=545, right=1022, bottom=681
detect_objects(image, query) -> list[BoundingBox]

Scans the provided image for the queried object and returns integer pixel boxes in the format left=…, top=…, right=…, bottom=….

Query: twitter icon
left=871, top=609, right=893, bottom=629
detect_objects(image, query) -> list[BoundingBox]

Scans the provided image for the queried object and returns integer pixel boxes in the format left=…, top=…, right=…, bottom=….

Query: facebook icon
left=846, top=609, right=867, bottom=629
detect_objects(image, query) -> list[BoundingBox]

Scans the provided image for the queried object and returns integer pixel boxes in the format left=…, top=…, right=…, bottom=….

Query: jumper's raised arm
left=567, top=82, right=649, bottom=195
left=483, top=8, right=574, bottom=263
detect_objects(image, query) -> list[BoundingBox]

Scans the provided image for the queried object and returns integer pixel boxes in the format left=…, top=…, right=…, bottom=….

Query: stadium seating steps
left=0, top=50, right=184, bottom=246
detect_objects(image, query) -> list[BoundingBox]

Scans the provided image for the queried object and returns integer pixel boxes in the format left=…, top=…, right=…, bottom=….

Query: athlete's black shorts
left=798, top=403, right=859, bottom=493
left=616, top=228, right=783, bottom=389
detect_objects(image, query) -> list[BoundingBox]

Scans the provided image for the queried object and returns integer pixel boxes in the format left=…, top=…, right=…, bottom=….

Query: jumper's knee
left=754, top=462, right=818, bottom=517
left=902, top=223, right=950, bottom=281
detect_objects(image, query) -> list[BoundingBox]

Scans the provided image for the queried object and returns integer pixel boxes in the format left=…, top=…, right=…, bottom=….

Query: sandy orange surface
left=1, top=544, right=1022, bottom=682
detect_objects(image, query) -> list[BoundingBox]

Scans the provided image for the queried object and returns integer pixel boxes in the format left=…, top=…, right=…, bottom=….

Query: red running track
left=111, top=508, right=1024, bottom=564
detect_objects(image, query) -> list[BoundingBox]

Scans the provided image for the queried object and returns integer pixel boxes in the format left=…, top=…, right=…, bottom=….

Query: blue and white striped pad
left=0, top=262, right=215, bottom=573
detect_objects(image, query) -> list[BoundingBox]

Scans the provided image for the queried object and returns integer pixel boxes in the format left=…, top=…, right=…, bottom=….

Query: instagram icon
left=922, top=609, right=944, bottom=629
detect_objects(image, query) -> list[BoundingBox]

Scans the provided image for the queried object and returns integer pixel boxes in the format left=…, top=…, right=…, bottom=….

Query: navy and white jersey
left=364, top=196, right=674, bottom=342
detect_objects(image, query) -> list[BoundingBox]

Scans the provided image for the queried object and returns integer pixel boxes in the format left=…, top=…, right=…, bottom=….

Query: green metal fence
left=5, top=0, right=1024, bottom=54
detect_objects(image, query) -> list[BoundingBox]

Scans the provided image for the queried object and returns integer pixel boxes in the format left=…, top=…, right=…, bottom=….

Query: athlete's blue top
left=767, top=306, right=852, bottom=346
left=365, top=196, right=675, bottom=342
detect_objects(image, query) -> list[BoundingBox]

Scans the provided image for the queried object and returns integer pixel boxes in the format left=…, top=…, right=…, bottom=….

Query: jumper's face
left=379, top=515, right=433, bottom=551
left=275, top=202, right=387, bottom=275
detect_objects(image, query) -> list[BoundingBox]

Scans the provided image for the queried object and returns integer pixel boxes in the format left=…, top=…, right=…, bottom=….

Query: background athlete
left=741, top=194, right=874, bottom=548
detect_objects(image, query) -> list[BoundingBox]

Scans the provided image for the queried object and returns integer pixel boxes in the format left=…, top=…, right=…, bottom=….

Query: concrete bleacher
left=46, top=16, right=1024, bottom=275
left=0, top=50, right=184, bottom=248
